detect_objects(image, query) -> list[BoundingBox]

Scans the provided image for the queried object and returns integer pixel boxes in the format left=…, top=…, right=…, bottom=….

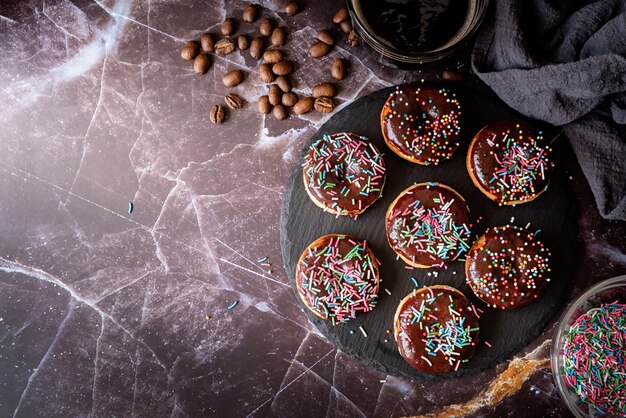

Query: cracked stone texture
left=0, top=0, right=625, bottom=417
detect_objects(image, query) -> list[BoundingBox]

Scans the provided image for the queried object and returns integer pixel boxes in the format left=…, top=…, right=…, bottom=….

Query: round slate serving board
left=280, top=82, right=578, bottom=380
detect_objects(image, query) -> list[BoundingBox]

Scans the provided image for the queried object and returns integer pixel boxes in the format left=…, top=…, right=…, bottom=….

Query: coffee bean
left=316, top=30, right=334, bottom=46
left=272, top=60, right=293, bottom=75
left=271, top=27, right=286, bottom=47
left=273, top=104, right=288, bottom=120
left=260, top=19, right=274, bottom=37
left=200, top=33, right=214, bottom=52
left=293, top=97, right=314, bottom=114
left=347, top=30, right=359, bottom=46
left=340, top=20, right=352, bottom=34
left=180, top=41, right=199, bottom=61
left=215, top=38, right=236, bottom=55
left=193, top=54, right=211, bottom=74
left=268, top=84, right=282, bottom=106
left=250, top=37, right=265, bottom=59
left=258, top=95, right=272, bottom=114
left=331, top=58, right=346, bottom=80
left=243, top=4, right=258, bottom=23
left=225, top=93, right=244, bottom=109
left=221, top=18, right=235, bottom=36
left=333, top=7, right=349, bottom=24
left=309, top=41, right=330, bottom=58
left=263, top=49, right=284, bottom=64
left=259, top=63, right=275, bottom=83
left=284, top=1, right=299, bottom=16
left=312, top=82, right=337, bottom=98
left=314, top=97, right=334, bottom=113
left=442, top=69, right=466, bottom=83
left=210, top=105, right=225, bottom=124
left=237, top=35, right=249, bottom=50
left=276, top=75, right=292, bottom=92
left=222, top=69, right=244, bottom=87
left=281, top=92, right=298, bottom=107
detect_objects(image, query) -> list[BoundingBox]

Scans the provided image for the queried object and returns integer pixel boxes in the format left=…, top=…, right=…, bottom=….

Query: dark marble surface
left=0, top=1, right=624, bottom=417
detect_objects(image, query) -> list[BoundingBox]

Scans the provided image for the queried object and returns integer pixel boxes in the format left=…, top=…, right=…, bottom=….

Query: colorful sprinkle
left=227, top=301, right=239, bottom=310
left=562, top=302, right=626, bottom=416
left=128, top=202, right=134, bottom=214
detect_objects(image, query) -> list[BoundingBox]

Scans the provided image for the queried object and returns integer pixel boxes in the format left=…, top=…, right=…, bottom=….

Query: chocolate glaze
left=386, top=183, right=471, bottom=267
left=465, top=225, right=551, bottom=310
left=394, top=286, right=479, bottom=374
left=295, top=234, right=380, bottom=324
left=467, top=120, right=554, bottom=205
left=381, top=83, right=462, bottom=165
left=303, top=132, right=386, bottom=215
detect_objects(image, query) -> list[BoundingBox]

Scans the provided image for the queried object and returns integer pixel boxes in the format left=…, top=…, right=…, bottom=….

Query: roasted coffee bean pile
left=179, top=3, right=358, bottom=124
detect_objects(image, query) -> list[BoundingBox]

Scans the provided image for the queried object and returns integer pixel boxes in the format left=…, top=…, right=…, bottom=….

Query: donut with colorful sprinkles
left=465, top=225, right=552, bottom=310
left=393, top=285, right=480, bottom=374
left=385, top=182, right=472, bottom=268
left=380, top=83, right=462, bottom=165
left=562, top=302, right=626, bottom=416
left=295, top=234, right=381, bottom=325
left=467, top=120, right=555, bottom=205
left=303, top=132, right=386, bottom=216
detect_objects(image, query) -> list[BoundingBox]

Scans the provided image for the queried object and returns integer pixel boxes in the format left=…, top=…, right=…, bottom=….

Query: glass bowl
left=551, top=275, right=626, bottom=418
left=347, top=0, right=489, bottom=64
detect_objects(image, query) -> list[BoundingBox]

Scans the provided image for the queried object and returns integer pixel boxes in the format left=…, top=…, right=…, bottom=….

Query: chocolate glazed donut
left=386, top=182, right=472, bottom=268
left=465, top=225, right=552, bottom=310
left=380, top=83, right=462, bottom=165
left=303, top=132, right=386, bottom=216
left=467, top=120, right=555, bottom=205
left=393, top=285, right=480, bottom=374
left=295, top=234, right=381, bottom=325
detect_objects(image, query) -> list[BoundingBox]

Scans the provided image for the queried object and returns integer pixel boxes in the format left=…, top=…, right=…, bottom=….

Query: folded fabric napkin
left=472, top=0, right=626, bottom=221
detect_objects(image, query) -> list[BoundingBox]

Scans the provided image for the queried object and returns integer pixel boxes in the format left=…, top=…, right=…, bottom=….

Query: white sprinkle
left=359, top=326, right=368, bottom=337
left=384, top=288, right=392, bottom=295
left=380, top=379, right=387, bottom=383
left=510, top=217, right=515, bottom=223
left=525, top=222, right=531, bottom=229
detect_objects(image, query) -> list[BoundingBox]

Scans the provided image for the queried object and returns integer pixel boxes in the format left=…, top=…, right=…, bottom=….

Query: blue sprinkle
left=128, top=202, right=134, bottom=214
left=411, top=277, right=419, bottom=288
left=227, top=301, right=239, bottom=310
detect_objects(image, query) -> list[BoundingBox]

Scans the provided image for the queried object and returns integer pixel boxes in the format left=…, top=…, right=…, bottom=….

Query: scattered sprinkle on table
left=411, top=277, right=419, bottom=288
left=227, top=301, right=239, bottom=310
left=384, top=288, right=392, bottom=296
left=128, top=202, right=134, bottom=214
left=359, top=326, right=368, bottom=337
